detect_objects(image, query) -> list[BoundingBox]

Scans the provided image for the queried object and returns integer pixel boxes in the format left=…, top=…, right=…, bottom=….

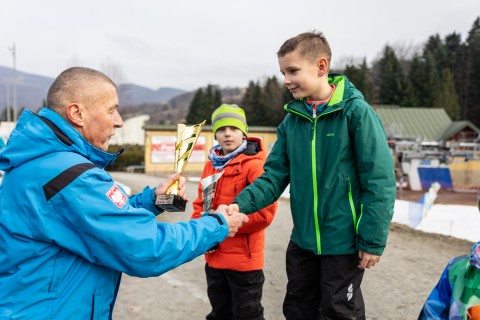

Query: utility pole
left=5, top=83, right=10, bottom=122
left=7, top=43, right=17, bottom=122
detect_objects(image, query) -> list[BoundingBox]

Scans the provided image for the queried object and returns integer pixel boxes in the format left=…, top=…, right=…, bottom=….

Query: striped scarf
left=209, top=140, right=247, bottom=170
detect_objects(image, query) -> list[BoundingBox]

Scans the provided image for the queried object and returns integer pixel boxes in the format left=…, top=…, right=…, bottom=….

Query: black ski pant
left=205, top=264, right=265, bottom=320
left=283, top=241, right=365, bottom=320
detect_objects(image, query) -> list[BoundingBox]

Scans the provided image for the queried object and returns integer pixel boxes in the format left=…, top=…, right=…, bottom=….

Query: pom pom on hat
left=211, top=104, right=248, bottom=136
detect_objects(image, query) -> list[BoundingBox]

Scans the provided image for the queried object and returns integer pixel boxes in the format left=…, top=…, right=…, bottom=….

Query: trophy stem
left=155, top=120, right=206, bottom=212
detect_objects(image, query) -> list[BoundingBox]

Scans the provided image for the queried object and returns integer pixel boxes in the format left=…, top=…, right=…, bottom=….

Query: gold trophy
left=155, top=120, right=206, bottom=212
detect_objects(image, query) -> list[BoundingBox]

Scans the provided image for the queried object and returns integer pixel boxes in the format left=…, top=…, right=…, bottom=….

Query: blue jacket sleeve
left=127, top=186, right=163, bottom=215
left=42, top=168, right=229, bottom=277
left=418, top=262, right=452, bottom=319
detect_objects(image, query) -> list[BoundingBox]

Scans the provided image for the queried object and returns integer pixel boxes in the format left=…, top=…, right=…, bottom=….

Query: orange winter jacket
left=191, top=137, right=278, bottom=272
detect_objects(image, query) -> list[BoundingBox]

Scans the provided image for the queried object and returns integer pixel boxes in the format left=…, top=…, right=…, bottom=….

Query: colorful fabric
left=209, top=139, right=247, bottom=170
left=419, top=243, right=480, bottom=319
left=0, top=108, right=229, bottom=319
left=234, top=74, right=396, bottom=256
left=470, top=242, right=480, bottom=270
left=192, top=137, right=278, bottom=271
left=211, top=104, right=248, bottom=136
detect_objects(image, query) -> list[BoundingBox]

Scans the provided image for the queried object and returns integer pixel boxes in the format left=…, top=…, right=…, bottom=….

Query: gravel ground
left=110, top=172, right=476, bottom=320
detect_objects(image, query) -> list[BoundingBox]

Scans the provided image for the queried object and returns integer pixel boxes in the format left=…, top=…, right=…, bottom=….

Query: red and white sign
left=151, top=135, right=206, bottom=164
left=106, top=184, right=127, bottom=208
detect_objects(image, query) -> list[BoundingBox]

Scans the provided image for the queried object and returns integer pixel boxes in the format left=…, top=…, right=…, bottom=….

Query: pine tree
left=433, top=69, right=460, bottom=120
left=241, top=81, right=265, bottom=125
left=261, top=76, right=286, bottom=126
left=378, top=45, right=406, bottom=105
left=186, top=88, right=206, bottom=124
left=405, top=54, right=424, bottom=107
left=466, top=17, right=480, bottom=126
left=423, top=53, right=440, bottom=108
left=185, top=85, right=223, bottom=125
left=343, top=59, right=373, bottom=102
left=401, top=80, right=419, bottom=108
left=444, top=32, right=468, bottom=119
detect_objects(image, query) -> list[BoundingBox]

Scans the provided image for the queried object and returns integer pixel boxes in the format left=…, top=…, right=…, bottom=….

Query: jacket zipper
left=286, top=106, right=342, bottom=255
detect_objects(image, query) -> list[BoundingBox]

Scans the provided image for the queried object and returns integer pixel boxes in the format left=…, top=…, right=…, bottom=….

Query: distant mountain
left=0, top=65, right=53, bottom=112
left=119, top=84, right=186, bottom=106
left=0, top=65, right=187, bottom=116
left=0, top=66, right=245, bottom=126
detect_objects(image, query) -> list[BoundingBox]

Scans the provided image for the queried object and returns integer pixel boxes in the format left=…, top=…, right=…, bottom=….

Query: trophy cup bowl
left=155, top=120, right=206, bottom=212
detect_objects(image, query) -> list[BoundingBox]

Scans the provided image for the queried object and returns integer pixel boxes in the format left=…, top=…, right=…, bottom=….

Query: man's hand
left=154, top=173, right=188, bottom=201
left=358, top=250, right=381, bottom=270
left=215, top=204, right=248, bottom=237
left=226, top=203, right=240, bottom=216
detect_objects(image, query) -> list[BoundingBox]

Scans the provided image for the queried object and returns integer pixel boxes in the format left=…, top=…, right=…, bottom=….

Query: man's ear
left=65, top=103, right=84, bottom=127
left=317, top=58, right=329, bottom=77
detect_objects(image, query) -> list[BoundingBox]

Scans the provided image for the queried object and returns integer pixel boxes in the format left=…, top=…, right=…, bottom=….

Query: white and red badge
left=106, top=184, right=127, bottom=208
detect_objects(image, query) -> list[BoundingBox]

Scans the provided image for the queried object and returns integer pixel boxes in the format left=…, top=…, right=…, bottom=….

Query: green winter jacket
left=234, top=74, right=396, bottom=256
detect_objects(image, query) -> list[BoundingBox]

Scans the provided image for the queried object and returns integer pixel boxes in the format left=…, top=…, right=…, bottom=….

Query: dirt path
left=110, top=172, right=475, bottom=320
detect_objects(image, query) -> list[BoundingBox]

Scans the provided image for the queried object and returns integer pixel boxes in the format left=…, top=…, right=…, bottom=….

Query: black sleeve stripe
left=33, top=113, right=73, bottom=146
left=43, top=163, right=96, bottom=201
left=204, top=213, right=224, bottom=225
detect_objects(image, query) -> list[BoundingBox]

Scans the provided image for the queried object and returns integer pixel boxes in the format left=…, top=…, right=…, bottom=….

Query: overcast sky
left=1, top=0, right=478, bottom=91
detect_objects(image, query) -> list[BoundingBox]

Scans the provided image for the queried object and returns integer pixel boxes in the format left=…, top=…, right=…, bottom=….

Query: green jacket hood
left=284, top=74, right=365, bottom=119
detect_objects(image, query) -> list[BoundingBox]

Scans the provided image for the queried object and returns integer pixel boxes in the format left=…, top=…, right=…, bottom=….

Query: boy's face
left=279, top=49, right=327, bottom=101
left=215, top=126, right=244, bottom=155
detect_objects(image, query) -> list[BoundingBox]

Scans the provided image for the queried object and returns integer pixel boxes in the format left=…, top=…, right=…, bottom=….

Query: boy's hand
left=358, top=250, right=381, bottom=270
left=154, top=173, right=188, bottom=201
left=215, top=204, right=248, bottom=237
left=227, top=203, right=240, bottom=216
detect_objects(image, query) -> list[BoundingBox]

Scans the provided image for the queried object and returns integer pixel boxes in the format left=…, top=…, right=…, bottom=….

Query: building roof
left=438, top=121, right=480, bottom=140
left=375, top=106, right=454, bottom=140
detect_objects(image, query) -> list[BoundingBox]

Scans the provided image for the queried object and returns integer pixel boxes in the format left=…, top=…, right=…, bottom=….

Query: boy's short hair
left=277, top=30, right=332, bottom=65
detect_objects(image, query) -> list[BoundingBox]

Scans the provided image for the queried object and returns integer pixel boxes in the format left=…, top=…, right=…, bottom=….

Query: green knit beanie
left=211, top=104, right=248, bottom=136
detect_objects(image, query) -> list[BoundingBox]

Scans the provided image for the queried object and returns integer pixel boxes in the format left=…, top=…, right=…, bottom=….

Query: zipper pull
left=312, top=105, right=317, bottom=118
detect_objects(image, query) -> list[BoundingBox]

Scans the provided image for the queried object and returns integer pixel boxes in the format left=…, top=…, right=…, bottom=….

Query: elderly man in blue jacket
left=0, top=67, right=248, bottom=319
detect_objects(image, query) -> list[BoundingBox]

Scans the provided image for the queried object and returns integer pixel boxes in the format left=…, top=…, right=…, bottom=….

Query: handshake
left=213, top=204, right=246, bottom=238
left=156, top=173, right=248, bottom=238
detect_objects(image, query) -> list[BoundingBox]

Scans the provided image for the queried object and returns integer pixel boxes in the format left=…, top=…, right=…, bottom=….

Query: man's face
left=80, top=82, right=123, bottom=151
left=279, top=49, right=324, bottom=101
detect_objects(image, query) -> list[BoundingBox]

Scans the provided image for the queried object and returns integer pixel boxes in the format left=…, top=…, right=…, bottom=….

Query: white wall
left=0, top=121, right=15, bottom=144
left=110, top=115, right=149, bottom=146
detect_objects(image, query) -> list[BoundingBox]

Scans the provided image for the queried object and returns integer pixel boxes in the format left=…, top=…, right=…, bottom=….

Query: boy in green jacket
left=228, top=31, right=396, bottom=319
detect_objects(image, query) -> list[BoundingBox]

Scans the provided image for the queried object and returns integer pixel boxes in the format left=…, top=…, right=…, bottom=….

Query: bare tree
left=101, top=59, right=127, bottom=85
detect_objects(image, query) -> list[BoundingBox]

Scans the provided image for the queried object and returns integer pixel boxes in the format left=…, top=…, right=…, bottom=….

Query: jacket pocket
left=243, top=234, right=252, bottom=259
left=48, top=248, right=67, bottom=295
left=346, top=177, right=360, bottom=234
left=91, top=291, right=109, bottom=320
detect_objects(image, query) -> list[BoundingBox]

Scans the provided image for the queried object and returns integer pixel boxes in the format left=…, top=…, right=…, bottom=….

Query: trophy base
left=155, top=194, right=186, bottom=212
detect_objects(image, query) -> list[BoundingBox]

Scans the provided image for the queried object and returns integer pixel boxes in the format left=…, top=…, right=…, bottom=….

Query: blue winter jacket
left=0, top=108, right=229, bottom=319
left=418, top=242, right=480, bottom=319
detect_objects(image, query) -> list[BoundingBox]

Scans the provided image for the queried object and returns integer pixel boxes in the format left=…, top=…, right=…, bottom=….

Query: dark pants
left=283, top=241, right=365, bottom=320
left=205, top=264, right=265, bottom=320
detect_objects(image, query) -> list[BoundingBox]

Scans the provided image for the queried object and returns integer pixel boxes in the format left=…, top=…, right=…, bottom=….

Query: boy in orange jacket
left=191, top=104, right=278, bottom=320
